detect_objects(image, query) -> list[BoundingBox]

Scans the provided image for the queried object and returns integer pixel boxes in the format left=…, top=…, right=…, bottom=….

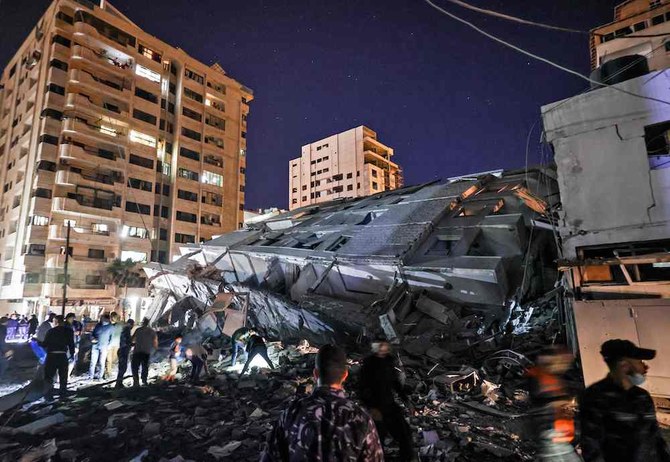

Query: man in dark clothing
left=240, top=334, right=274, bottom=376
left=131, top=318, right=157, bottom=386
left=580, top=339, right=670, bottom=462
left=359, top=340, right=415, bottom=461
left=89, top=314, right=113, bottom=380
left=115, top=319, right=134, bottom=388
left=27, top=314, right=39, bottom=338
left=261, top=344, right=383, bottom=462
left=230, top=326, right=251, bottom=366
left=0, top=317, right=9, bottom=378
left=41, top=315, right=75, bottom=400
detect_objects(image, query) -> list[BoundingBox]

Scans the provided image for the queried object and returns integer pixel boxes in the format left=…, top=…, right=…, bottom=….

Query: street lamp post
left=61, top=221, right=71, bottom=316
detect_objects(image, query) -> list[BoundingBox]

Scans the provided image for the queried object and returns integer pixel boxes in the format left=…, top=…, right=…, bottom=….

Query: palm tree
left=106, top=258, right=141, bottom=319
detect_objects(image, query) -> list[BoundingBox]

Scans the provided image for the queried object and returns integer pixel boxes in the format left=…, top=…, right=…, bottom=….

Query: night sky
left=0, top=0, right=621, bottom=209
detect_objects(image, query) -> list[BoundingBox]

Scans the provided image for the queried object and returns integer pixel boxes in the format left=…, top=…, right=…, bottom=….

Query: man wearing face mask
left=579, top=339, right=670, bottom=462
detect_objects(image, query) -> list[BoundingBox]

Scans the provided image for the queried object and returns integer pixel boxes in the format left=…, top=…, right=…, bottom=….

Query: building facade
left=288, top=126, right=402, bottom=210
left=0, top=0, right=252, bottom=317
left=590, top=0, right=670, bottom=70
left=542, top=65, right=670, bottom=395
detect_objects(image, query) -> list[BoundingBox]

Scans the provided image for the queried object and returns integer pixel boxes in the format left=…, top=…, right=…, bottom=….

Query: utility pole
left=61, top=221, right=71, bottom=316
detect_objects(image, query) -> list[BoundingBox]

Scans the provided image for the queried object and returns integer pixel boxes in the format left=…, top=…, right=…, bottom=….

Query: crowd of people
left=1, top=310, right=669, bottom=461
left=0, top=313, right=38, bottom=341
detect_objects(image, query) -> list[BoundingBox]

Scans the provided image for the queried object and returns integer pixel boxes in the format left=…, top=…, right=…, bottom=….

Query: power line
left=424, top=0, right=670, bottom=106
left=439, top=0, right=670, bottom=38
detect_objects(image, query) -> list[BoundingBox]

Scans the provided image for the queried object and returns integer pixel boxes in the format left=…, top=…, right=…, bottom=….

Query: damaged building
left=542, top=59, right=670, bottom=395
left=143, top=168, right=560, bottom=358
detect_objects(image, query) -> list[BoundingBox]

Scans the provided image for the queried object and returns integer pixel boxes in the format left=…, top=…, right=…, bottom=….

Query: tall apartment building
left=590, top=0, right=670, bottom=70
left=288, top=126, right=402, bottom=210
left=0, top=0, right=252, bottom=317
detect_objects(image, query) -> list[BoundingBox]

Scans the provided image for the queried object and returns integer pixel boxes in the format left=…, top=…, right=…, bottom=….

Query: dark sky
left=0, top=0, right=620, bottom=209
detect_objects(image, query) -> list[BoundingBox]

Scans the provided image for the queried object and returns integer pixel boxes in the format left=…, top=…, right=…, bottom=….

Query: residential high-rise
left=288, top=126, right=402, bottom=210
left=590, top=0, right=670, bottom=70
left=0, top=0, right=252, bottom=317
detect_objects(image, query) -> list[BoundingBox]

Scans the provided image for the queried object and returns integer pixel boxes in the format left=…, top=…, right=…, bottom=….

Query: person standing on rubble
left=31, top=313, right=55, bottom=365
left=165, top=333, right=184, bottom=381
left=240, top=333, right=274, bottom=376
left=65, top=313, right=82, bottom=376
left=89, top=314, right=113, bottom=380
left=27, top=314, right=39, bottom=339
left=105, top=312, right=123, bottom=379
left=527, top=346, right=580, bottom=461
left=580, top=339, right=670, bottom=462
left=229, top=326, right=251, bottom=366
left=115, top=319, right=134, bottom=388
left=131, top=317, right=158, bottom=386
left=41, top=315, right=75, bottom=400
left=185, top=341, right=209, bottom=382
left=359, top=340, right=416, bottom=462
left=261, top=344, right=384, bottom=461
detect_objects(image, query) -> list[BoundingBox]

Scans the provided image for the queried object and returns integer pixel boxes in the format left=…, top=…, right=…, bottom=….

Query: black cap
left=601, top=339, right=656, bottom=362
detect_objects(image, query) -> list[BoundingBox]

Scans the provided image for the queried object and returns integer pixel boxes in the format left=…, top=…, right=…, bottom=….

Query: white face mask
left=627, top=373, right=646, bottom=386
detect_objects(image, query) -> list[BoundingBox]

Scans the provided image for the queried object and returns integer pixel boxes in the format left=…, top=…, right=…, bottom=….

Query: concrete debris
left=16, top=413, right=66, bottom=435
left=18, top=438, right=57, bottom=462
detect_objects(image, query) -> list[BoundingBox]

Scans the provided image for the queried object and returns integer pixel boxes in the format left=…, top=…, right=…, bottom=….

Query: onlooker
left=6, top=315, right=18, bottom=340
left=580, top=339, right=670, bottom=462
left=131, top=318, right=157, bottom=386
left=31, top=313, right=55, bottom=364
left=240, top=334, right=274, bottom=376
left=18, top=316, right=29, bottom=340
left=27, top=314, right=39, bottom=338
left=359, top=340, right=415, bottom=461
left=89, top=314, right=113, bottom=380
left=165, top=334, right=184, bottom=381
left=65, top=313, right=83, bottom=376
left=41, top=315, right=75, bottom=400
left=115, top=319, right=134, bottom=388
left=261, top=344, right=383, bottom=461
left=229, top=326, right=251, bottom=366
left=106, top=312, right=123, bottom=378
left=186, top=342, right=209, bottom=382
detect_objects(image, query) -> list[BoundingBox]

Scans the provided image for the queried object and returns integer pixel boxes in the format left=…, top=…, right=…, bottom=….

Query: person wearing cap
left=41, top=315, right=75, bottom=400
left=579, top=339, right=670, bottom=462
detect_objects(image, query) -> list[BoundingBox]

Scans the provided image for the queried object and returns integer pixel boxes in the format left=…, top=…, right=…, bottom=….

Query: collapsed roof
left=143, top=168, right=559, bottom=345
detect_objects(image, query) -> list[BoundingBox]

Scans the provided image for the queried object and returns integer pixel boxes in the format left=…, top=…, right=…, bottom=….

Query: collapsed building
left=142, top=168, right=561, bottom=359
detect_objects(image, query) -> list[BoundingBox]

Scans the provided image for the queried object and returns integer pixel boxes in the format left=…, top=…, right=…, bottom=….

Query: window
left=92, top=223, right=109, bottom=234
left=33, top=188, right=52, bottom=199
left=159, top=119, right=174, bottom=133
left=332, top=174, right=343, bottom=181
left=371, top=170, right=378, bottom=178
left=302, top=196, right=307, bottom=201
left=347, top=173, right=353, bottom=179
left=161, top=98, right=175, bottom=114
left=31, top=215, right=49, bottom=226
left=666, top=42, right=670, bottom=53
left=155, top=183, right=170, bottom=196
left=49, top=58, right=68, bottom=71
left=154, top=205, right=169, bottom=218
left=200, top=213, right=221, bottom=226
left=175, top=233, right=195, bottom=244
left=182, top=106, right=202, bottom=122
left=292, top=198, right=298, bottom=205
left=633, top=21, right=647, bottom=31
left=205, top=114, right=225, bottom=130
left=85, top=275, right=103, bottom=286
left=207, top=81, right=226, bottom=94
left=138, top=44, right=162, bottom=63
left=652, top=14, right=665, bottom=26
left=184, top=87, right=203, bottom=103
left=133, top=109, right=157, bottom=125
left=347, top=184, right=353, bottom=191
left=24, top=273, right=41, bottom=284
left=125, top=201, right=151, bottom=215
left=51, top=34, right=71, bottom=48
left=181, top=127, right=201, bottom=141
left=27, top=244, right=46, bottom=255
left=41, top=108, right=63, bottom=120
left=302, top=185, right=307, bottom=191
left=201, top=170, right=223, bottom=186
left=134, top=87, right=158, bottom=104
left=74, top=11, right=136, bottom=47
left=176, top=211, right=197, bottom=223
left=178, top=189, right=198, bottom=201
left=130, top=130, right=156, bottom=147
left=202, top=191, right=223, bottom=206
left=614, top=26, right=632, bottom=37
left=128, top=177, right=152, bottom=192
left=159, top=228, right=168, bottom=240
left=180, top=146, right=200, bottom=161
left=205, top=135, right=224, bottom=149
left=178, top=168, right=199, bottom=181
left=37, top=160, right=57, bottom=171
left=129, top=154, right=154, bottom=169
left=372, top=182, right=378, bottom=190
left=184, top=68, right=204, bottom=84
left=46, top=83, right=65, bottom=95
left=121, top=225, right=148, bottom=239
left=135, top=64, right=160, bottom=83
left=3, top=273, right=11, bottom=286
left=120, top=250, right=147, bottom=262
left=204, top=154, right=223, bottom=167
left=88, top=248, right=105, bottom=260
left=207, top=99, right=225, bottom=112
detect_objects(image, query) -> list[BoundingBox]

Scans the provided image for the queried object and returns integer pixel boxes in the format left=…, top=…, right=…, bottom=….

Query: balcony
left=73, top=21, right=135, bottom=52
left=44, top=282, right=114, bottom=299
left=71, top=44, right=133, bottom=79
left=52, top=196, right=121, bottom=220
left=50, top=42, right=70, bottom=59
left=65, top=93, right=129, bottom=123
left=30, top=196, right=53, bottom=215
left=48, top=224, right=115, bottom=244
left=56, top=168, right=120, bottom=188
left=69, top=68, right=131, bottom=100
left=59, top=142, right=125, bottom=171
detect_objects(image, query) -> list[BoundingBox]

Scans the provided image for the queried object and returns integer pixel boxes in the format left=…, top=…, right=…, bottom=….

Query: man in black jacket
left=359, top=340, right=415, bottom=461
left=240, top=334, right=274, bottom=376
left=41, top=315, right=75, bottom=399
left=115, top=319, right=134, bottom=388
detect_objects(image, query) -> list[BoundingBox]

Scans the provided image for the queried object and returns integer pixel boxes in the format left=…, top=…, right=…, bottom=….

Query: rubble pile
left=1, top=340, right=541, bottom=462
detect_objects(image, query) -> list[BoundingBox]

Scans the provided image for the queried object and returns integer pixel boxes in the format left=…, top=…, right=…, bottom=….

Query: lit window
left=31, top=215, right=49, bottom=226
left=121, top=225, right=148, bottom=239
left=135, top=64, right=161, bottom=83
left=120, top=250, right=147, bottom=262
left=201, top=170, right=223, bottom=186
left=130, top=130, right=156, bottom=147
left=99, top=125, right=118, bottom=137
left=64, top=219, right=76, bottom=227
left=92, top=223, right=108, bottom=234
